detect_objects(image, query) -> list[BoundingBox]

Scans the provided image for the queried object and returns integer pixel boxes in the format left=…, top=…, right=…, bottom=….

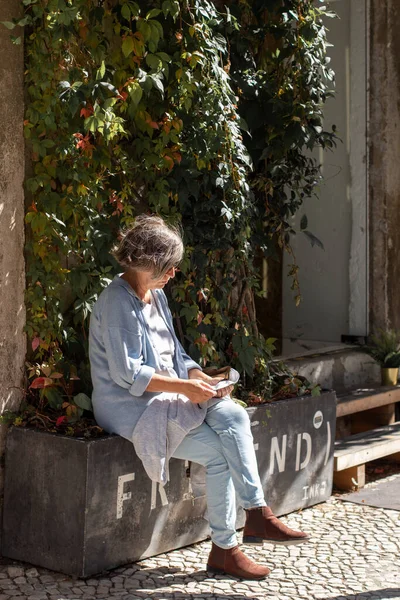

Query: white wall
left=282, top=0, right=368, bottom=354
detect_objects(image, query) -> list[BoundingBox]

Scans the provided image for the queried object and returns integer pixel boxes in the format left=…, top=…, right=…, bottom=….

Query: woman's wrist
left=188, top=368, right=208, bottom=381
left=146, top=373, right=189, bottom=395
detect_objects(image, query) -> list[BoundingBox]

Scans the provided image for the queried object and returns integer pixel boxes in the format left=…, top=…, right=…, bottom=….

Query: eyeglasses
left=165, top=265, right=180, bottom=275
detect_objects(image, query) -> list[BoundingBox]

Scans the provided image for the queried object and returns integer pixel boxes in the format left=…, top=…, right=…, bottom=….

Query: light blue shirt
left=88, top=275, right=206, bottom=444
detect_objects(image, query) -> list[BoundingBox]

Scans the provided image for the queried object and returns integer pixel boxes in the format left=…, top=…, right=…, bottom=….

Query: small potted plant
left=364, top=329, right=400, bottom=386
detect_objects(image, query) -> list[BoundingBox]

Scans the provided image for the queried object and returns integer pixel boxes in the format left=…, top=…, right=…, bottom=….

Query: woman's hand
left=213, top=383, right=235, bottom=398
left=186, top=369, right=235, bottom=401
left=188, top=368, right=229, bottom=386
left=183, top=379, right=217, bottom=404
left=188, top=368, right=213, bottom=382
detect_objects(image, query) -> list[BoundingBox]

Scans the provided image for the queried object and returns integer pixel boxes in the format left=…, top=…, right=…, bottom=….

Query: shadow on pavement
left=127, top=594, right=263, bottom=600
left=120, top=565, right=268, bottom=597
left=319, top=589, right=400, bottom=600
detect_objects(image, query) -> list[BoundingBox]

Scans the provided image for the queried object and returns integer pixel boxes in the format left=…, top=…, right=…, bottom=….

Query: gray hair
left=112, top=214, right=184, bottom=279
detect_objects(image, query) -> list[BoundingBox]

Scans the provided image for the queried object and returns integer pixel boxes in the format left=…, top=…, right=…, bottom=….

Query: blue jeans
left=172, top=398, right=266, bottom=549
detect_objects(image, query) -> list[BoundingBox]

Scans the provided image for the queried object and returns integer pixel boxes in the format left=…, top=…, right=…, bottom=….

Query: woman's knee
left=208, top=400, right=251, bottom=431
left=190, top=444, right=229, bottom=470
left=172, top=426, right=228, bottom=468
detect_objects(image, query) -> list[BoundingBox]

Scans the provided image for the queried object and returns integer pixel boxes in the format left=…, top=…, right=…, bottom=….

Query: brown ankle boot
left=243, top=506, right=310, bottom=545
left=207, top=542, right=270, bottom=580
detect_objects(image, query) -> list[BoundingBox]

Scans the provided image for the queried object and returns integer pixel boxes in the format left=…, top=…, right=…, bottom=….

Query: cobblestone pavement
left=1, top=476, right=399, bottom=600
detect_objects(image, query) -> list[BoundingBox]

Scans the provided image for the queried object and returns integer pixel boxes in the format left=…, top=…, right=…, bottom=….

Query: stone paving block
left=7, top=571, right=24, bottom=580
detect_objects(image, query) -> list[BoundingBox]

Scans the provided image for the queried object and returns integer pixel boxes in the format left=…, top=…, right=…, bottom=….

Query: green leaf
left=156, top=51, right=171, bottom=62
left=17, top=15, right=31, bottom=27
left=162, top=0, right=170, bottom=17
left=137, top=19, right=151, bottom=42
left=128, top=81, right=143, bottom=105
left=1, top=21, right=16, bottom=29
left=149, top=19, right=163, bottom=41
left=97, top=61, right=106, bottom=80
left=146, top=53, right=162, bottom=71
left=122, top=36, right=135, bottom=57
left=42, top=387, right=63, bottom=410
left=121, top=4, right=131, bottom=21
left=73, top=392, right=93, bottom=411
left=161, top=0, right=179, bottom=20
left=146, top=8, right=161, bottom=19
left=238, top=117, right=250, bottom=135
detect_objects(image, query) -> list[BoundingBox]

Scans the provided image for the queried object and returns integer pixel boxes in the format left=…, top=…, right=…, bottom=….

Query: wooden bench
left=333, top=386, right=400, bottom=490
left=334, top=422, right=400, bottom=489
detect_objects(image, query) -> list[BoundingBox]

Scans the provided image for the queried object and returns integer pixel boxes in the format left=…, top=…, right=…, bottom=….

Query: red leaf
left=32, top=336, right=40, bottom=351
left=56, top=416, right=67, bottom=427
left=163, top=155, right=174, bottom=170
left=80, top=106, right=93, bottom=119
left=172, top=152, right=182, bottom=164
left=195, top=333, right=208, bottom=347
left=30, top=377, right=53, bottom=389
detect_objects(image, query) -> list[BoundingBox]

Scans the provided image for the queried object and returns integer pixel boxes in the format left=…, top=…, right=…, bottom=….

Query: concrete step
left=281, top=345, right=381, bottom=393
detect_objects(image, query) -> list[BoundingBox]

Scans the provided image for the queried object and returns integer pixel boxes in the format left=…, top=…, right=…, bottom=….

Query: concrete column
left=0, top=1, right=26, bottom=444
left=348, top=0, right=368, bottom=337
left=369, top=1, right=400, bottom=332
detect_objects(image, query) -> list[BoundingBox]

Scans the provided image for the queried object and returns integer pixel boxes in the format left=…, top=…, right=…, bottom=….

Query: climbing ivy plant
left=3, top=0, right=335, bottom=425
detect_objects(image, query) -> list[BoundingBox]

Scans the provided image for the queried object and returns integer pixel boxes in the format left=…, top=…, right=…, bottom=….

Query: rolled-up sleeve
left=102, top=326, right=155, bottom=397
left=100, top=290, right=156, bottom=397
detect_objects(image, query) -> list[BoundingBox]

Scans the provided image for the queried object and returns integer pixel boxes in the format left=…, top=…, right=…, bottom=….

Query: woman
left=89, top=214, right=309, bottom=581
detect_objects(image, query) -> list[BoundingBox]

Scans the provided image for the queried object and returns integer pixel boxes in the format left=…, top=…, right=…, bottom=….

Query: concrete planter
left=2, top=390, right=336, bottom=577
left=246, top=390, right=336, bottom=515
